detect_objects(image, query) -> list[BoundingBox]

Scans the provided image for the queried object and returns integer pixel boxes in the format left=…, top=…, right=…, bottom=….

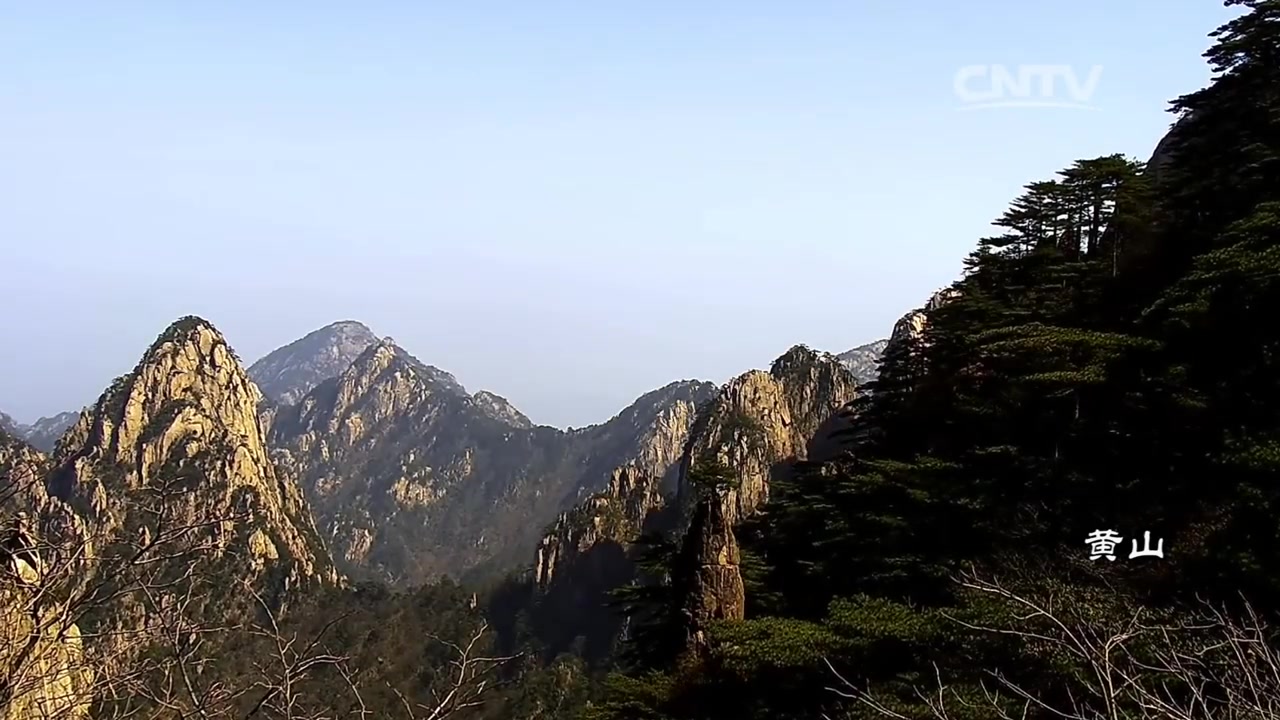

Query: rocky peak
left=248, top=320, right=379, bottom=407
left=533, top=382, right=715, bottom=590
left=836, top=339, right=888, bottom=383
left=0, top=412, right=19, bottom=438
left=49, top=315, right=337, bottom=590
left=0, top=430, right=52, bottom=516
left=527, top=350, right=856, bottom=660
left=472, top=391, right=533, bottom=429
left=273, top=341, right=721, bottom=585
left=270, top=336, right=562, bottom=583
left=678, top=345, right=860, bottom=524
left=0, top=410, right=80, bottom=454
left=22, top=412, right=80, bottom=453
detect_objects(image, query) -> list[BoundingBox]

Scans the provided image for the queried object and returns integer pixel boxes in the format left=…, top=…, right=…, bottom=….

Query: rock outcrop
left=0, top=577, right=92, bottom=720
left=0, top=431, right=51, bottom=513
left=533, top=383, right=710, bottom=590
left=0, top=433, right=92, bottom=720
left=473, top=391, right=534, bottom=429
left=881, top=287, right=959, bottom=357
left=48, top=316, right=339, bottom=601
left=536, top=345, right=860, bottom=587
left=673, top=492, right=744, bottom=655
left=248, top=320, right=380, bottom=407
left=0, top=414, right=20, bottom=441
left=1146, top=112, right=1197, bottom=189
left=526, top=345, right=858, bottom=660
left=677, top=345, right=861, bottom=525
left=269, top=334, right=717, bottom=584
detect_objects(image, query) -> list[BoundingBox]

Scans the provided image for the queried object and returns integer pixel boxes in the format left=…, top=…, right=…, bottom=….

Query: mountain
left=835, top=339, right=887, bottom=383
left=268, top=335, right=717, bottom=584
left=0, top=410, right=83, bottom=454
left=20, top=411, right=79, bottom=453
left=2, top=317, right=343, bottom=716
left=247, top=320, right=380, bottom=407
left=528, top=344, right=861, bottom=659
left=48, top=317, right=339, bottom=603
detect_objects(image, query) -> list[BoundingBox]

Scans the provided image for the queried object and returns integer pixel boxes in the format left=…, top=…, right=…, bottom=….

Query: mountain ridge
left=268, top=334, right=721, bottom=584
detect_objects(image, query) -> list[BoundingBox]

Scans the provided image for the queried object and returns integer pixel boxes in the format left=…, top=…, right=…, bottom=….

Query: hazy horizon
left=1, top=1, right=1235, bottom=428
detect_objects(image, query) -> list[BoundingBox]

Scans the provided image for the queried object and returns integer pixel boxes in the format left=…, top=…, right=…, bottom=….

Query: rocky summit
left=48, top=316, right=338, bottom=597
left=836, top=339, right=888, bottom=383
left=248, top=320, right=380, bottom=407
left=536, top=344, right=861, bottom=590
left=1, top=317, right=341, bottom=717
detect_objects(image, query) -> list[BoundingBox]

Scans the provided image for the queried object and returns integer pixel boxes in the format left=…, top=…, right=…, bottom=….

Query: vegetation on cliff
left=577, top=3, right=1280, bottom=718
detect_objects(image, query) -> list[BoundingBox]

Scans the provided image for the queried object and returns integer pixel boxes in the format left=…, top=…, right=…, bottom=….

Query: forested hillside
left=571, top=3, right=1280, bottom=718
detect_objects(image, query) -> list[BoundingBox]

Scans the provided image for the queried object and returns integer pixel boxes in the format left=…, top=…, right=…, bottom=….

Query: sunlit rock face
left=48, top=317, right=339, bottom=596
left=676, top=345, right=861, bottom=526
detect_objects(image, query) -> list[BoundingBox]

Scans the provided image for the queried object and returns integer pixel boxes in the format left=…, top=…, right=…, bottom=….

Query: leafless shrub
left=825, top=568, right=1280, bottom=720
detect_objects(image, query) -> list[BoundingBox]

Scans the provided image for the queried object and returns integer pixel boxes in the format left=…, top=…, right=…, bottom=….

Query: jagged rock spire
left=673, top=490, right=744, bottom=655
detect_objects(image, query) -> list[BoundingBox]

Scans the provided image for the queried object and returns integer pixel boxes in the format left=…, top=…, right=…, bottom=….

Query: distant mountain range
left=2, top=317, right=891, bottom=587
left=0, top=409, right=80, bottom=453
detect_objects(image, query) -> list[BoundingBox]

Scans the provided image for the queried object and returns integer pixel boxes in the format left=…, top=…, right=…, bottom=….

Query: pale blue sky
left=0, top=1, right=1233, bottom=428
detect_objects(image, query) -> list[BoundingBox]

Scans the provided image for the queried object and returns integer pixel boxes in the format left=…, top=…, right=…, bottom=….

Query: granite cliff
left=676, top=345, right=862, bottom=526
left=673, top=490, right=744, bottom=656
left=536, top=345, right=861, bottom=589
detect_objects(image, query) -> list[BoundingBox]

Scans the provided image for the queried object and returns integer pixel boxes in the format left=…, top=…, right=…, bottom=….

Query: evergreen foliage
left=578, top=4, right=1280, bottom=717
